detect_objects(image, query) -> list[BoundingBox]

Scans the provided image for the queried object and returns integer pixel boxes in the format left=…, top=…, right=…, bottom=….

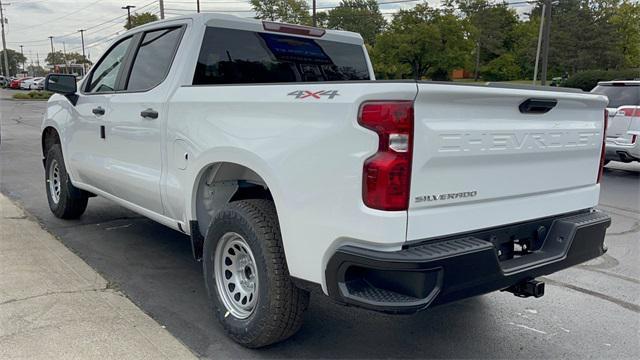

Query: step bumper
left=325, top=210, right=611, bottom=313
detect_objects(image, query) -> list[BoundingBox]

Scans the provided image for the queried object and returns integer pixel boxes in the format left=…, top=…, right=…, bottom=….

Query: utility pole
left=159, top=0, right=164, bottom=19
left=312, top=0, right=316, bottom=27
left=79, top=29, right=86, bottom=75
left=122, top=5, right=136, bottom=29
left=0, top=0, right=10, bottom=77
left=540, top=0, right=552, bottom=86
left=196, top=0, right=200, bottom=13
left=532, top=1, right=545, bottom=85
left=62, top=41, right=68, bottom=74
left=19, top=44, right=24, bottom=73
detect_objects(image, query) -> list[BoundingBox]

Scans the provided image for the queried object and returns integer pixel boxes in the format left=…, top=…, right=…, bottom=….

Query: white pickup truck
left=42, top=13, right=611, bottom=347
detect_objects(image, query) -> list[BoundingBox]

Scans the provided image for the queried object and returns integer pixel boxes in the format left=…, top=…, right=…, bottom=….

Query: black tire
left=45, top=145, right=88, bottom=219
left=203, top=199, right=309, bottom=348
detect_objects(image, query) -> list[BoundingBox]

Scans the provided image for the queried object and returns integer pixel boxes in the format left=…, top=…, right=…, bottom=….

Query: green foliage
left=454, top=0, right=519, bottom=78
left=13, top=91, right=54, bottom=100
left=326, top=0, right=386, bottom=44
left=27, top=65, right=49, bottom=77
left=46, top=51, right=92, bottom=67
left=481, top=53, right=521, bottom=81
left=250, top=0, right=311, bottom=24
left=0, top=49, right=27, bottom=76
left=372, top=4, right=473, bottom=80
left=124, top=12, right=159, bottom=30
left=611, top=0, right=640, bottom=68
left=563, top=69, right=640, bottom=91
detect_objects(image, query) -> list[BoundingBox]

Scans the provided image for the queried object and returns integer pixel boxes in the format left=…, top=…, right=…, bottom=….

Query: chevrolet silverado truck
left=41, top=13, right=611, bottom=348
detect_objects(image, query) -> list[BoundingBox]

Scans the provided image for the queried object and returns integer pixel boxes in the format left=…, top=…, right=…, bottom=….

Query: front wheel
left=203, top=200, right=309, bottom=348
left=45, top=145, right=88, bottom=219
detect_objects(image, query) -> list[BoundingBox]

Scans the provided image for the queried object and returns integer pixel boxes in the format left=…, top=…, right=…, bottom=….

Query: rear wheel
left=45, top=145, right=88, bottom=219
left=203, top=199, right=309, bottom=348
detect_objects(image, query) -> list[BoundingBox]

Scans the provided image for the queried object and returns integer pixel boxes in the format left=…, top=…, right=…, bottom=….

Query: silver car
left=591, top=80, right=640, bottom=163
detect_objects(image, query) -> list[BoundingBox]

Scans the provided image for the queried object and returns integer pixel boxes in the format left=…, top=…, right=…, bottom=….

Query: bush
left=563, top=69, right=640, bottom=91
left=12, top=91, right=53, bottom=100
left=481, top=54, right=521, bottom=81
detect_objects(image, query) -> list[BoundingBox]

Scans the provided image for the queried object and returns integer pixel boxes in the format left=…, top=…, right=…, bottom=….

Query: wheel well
left=42, top=127, right=60, bottom=158
left=194, top=162, right=272, bottom=237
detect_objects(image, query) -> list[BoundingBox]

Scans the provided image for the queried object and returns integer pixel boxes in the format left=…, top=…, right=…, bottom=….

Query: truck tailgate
left=407, top=83, right=608, bottom=241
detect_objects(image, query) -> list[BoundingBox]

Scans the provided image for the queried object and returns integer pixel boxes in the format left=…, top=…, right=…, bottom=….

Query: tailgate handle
left=519, top=98, right=557, bottom=114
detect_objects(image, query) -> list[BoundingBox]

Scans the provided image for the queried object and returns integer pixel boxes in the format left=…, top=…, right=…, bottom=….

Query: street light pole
left=79, top=29, right=86, bottom=75
left=19, top=44, right=24, bottom=73
left=122, top=5, right=136, bottom=29
left=540, top=0, right=552, bottom=86
left=0, top=0, right=10, bottom=77
left=312, top=0, right=316, bottom=27
left=159, top=0, right=164, bottom=19
left=532, top=2, right=545, bottom=85
left=196, top=0, right=200, bottom=13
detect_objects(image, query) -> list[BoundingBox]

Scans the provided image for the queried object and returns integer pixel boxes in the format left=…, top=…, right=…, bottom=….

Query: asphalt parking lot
left=1, top=93, right=639, bottom=359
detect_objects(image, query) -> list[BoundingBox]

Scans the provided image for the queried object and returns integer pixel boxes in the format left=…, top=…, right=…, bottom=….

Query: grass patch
left=12, top=91, right=53, bottom=100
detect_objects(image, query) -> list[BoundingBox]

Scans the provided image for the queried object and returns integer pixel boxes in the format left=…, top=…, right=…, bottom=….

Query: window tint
left=88, top=37, right=132, bottom=93
left=193, top=27, right=370, bottom=85
left=592, top=85, right=640, bottom=107
left=127, top=27, right=183, bottom=91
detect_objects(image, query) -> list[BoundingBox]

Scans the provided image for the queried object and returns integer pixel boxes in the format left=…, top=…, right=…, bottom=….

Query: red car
left=9, top=77, right=32, bottom=89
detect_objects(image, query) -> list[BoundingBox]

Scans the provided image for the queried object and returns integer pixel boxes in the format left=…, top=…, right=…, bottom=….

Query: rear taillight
left=358, top=101, right=414, bottom=211
left=619, top=107, right=640, bottom=117
left=597, top=109, right=608, bottom=184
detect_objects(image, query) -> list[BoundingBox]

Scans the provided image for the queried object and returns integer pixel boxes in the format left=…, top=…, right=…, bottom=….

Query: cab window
left=126, top=27, right=183, bottom=91
left=87, top=37, right=132, bottom=93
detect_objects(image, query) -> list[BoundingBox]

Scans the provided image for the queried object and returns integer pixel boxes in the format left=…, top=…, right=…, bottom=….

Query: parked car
left=591, top=80, right=640, bottom=163
left=10, top=77, right=31, bottom=89
left=30, top=77, right=45, bottom=90
left=41, top=14, right=611, bottom=348
left=20, top=77, right=40, bottom=90
left=0, top=75, right=8, bottom=87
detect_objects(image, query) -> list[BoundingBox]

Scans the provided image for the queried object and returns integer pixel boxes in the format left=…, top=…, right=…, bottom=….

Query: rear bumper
left=325, top=210, right=610, bottom=313
left=605, top=138, right=640, bottom=162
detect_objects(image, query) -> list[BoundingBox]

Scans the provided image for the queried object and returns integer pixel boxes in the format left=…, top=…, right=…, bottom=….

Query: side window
left=126, top=27, right=183, bottom=91
left=87, top=37, right=132, bottom=93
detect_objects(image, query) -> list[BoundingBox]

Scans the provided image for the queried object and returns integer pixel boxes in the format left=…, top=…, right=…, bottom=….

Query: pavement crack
left=606, top=221, right=640, bottom=236
left=0, top=287, right=110, bottom=307
left=543, top=278, right=640, bottom=313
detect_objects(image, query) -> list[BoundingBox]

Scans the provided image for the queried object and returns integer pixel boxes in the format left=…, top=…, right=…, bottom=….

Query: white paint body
left=42, top=14, right=608, bottom=293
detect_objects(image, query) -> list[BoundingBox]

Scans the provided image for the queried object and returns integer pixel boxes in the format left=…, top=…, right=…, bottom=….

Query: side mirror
left=45, top=74, right=78, bottom=105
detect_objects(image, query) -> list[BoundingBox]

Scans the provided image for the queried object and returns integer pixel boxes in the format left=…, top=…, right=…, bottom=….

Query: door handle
left=140, top=108, right=158, bottom=119
left=92, top=106, right=105, bottom=116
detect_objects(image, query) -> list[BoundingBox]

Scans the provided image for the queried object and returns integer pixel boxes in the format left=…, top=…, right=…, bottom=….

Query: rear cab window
left=592, top=84, right=640, bottom=108
left=193, top=27, right=370, bottom=85
left=126, top=27, right=184, bottom=91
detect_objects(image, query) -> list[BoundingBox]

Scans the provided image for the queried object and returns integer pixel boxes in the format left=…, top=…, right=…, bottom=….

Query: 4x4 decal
left=288, top=90, right=340, bottom=99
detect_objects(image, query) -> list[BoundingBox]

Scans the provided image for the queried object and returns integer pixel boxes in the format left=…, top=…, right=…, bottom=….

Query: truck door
left=103, top=25, right=185, bottom=215
left=65, top=36, right=134, bottom=194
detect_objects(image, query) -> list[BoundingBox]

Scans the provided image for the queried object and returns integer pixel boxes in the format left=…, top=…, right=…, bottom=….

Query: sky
left=1, top=0, right=535, bottom=67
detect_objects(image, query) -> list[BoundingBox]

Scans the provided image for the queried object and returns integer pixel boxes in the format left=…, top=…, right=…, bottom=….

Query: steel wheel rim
left=48, top=159, right=61, bottom=204
left=214, top=232, right=259, bottom=319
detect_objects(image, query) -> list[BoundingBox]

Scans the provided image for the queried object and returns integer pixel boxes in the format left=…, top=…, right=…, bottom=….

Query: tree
left=611, top=0, right=640, bottom=68
left=453, top=0, right=519, bottom=80
left=27, top=64, right=49, bottom=77
left=250, top=0, right=311, bottom=24
left=46, top=51, right=91, bottom=66
left=372, top=4, right=473, bottom=80
left=0, top=49, right=27, bottom=76
left=124, top=12, right=159, bottom=30
left=326, top=0, right=386, bottom=44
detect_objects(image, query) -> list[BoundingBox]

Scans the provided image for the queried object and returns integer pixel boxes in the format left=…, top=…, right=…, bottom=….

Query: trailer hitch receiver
left=506, top=279, right=545, bottom=298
